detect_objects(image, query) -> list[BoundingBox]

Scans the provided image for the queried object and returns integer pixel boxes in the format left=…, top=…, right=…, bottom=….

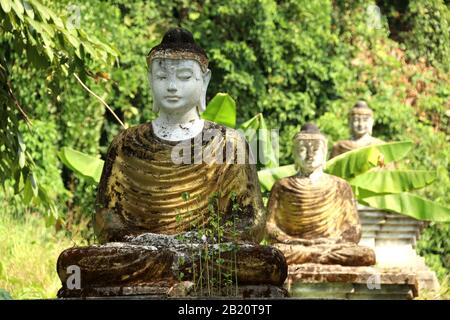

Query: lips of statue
left=351, top=115, right=373, bottom=138
left=294, top=140, right=326, bottom=174
left=151, top=59, right=204, bottom=114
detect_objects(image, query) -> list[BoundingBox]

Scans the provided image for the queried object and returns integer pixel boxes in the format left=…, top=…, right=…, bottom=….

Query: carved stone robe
left=94, top=120, right=265, bottom=243
left=266, top=174, right=375, bottom=266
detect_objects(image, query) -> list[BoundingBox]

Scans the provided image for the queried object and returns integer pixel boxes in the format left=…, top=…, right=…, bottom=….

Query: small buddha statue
left=331, top=101, right=384, bottom=158
left=266, top=123, right=375, bottom=266
left=56, top=28, right=287, bottom=297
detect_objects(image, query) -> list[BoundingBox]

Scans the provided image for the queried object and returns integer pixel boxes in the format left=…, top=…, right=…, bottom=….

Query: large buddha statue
left=56, top=28, right=287, bottom=298
left=266, top=124, right=375, bottom=266
left=331, top=101, right=384, bottom=158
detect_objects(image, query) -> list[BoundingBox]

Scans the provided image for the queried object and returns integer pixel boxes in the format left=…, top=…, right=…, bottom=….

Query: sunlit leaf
left=325, top=141, right=414, bottom=179
left=257, top=164, right=295, bottom=191
left=202, top=93, right=236, bottom=128
left=350, top=170, right=436, bottom=195
left=58, top=147, right=104, bottom=184
left=360, top=193, right=450, bottom=222
left=0, top=0, right=12, bottom=13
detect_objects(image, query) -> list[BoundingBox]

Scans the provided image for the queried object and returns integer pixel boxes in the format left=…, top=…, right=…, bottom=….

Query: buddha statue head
left=293, top=123, right=328, bottom=176
left=147, top=28, right=211, bottom=119
left=349, top=101, right=374, bottom=140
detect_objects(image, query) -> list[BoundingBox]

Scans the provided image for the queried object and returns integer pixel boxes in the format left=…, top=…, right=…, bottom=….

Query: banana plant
left=257, top=141, right=450, bottom=222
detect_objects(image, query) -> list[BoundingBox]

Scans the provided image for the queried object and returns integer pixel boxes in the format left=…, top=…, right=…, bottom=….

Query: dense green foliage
left=0, top=0, right=448, bottom=297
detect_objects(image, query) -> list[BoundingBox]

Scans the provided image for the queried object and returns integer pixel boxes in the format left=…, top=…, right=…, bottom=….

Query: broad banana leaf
left=352, top=186, right=388, bottom=199
left=258, top=164, right=296, bottom=191
left=350, top=170, right=436, bottom=195
left=360, top=193, right=450, bottom=222
left=201, top=93, right=236, bottom=128
left=240, top=113, right=278, bottom=168
left=58, top=147, right=104, bottom=184
left=325, top=141, right=413, bottom=179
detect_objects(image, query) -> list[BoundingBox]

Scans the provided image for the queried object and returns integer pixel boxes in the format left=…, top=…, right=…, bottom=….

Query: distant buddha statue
left=266, top=123, right=375, bottom=266
left=331, top=101, right=384, bottom=158
left=56, top=28, right=287, bottom=298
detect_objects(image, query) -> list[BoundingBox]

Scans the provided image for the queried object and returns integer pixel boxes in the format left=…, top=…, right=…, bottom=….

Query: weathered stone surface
left=358, top=205, right=425, bottom=247
left=357, top=205, right=440, bottom=295
left=286, top=263, right=418, bottom=299
left=274, top=242, right=376, bottom=266
left=330, top=101, right=385, bottom=159
left=266, top=124, right=376, bottom=268
left=58, top=284, right=288, bottom=299
left=56, top=28, right=288, bottom=299
left=57, top=233, right=288, bottom=298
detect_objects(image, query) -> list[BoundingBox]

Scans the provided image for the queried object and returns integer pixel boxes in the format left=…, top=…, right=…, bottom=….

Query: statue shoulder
left=325, top=174, right=354, bottom=196
left=371, top=136, right=385, bottom=145
left=333, top=139, right=354, bottom=150
left=109, top=123, right=151, bottom=147
left=203, top=121, right=247, bottom=143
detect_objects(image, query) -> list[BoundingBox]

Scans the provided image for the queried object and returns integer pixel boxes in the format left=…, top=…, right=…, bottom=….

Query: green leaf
left=23, top=1, right=34, bottom=19
left=30, top=172, right=38, bottom=197
left=18, top=148, right=25, bottom=168
left=360, top=193, right=450, bottom=222
left=30, top=0, right=50, bottom=21
left=23, top=174, right=33, bottom=204
left=202, top=93, right=236, bottom=128
left=11, top=0, right=24, bottom=18
left=239, top=113, right=278, bottom=168
left=325, top=141, right=414, bottom=179
left=0, top=0, right=11, bottom=13
left=350, top=170, right=436, bottom=195
left=257, top=164, right=296, bottom=191
left=58, top=147, right=104, bottom=184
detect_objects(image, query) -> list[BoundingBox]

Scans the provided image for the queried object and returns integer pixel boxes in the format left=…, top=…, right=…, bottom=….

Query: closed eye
left=178, top=74, right=192, bottom=80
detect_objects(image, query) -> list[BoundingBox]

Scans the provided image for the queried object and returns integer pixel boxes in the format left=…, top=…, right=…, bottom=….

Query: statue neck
left=152, top=107, right=204, bottom=141
left=296, top=167, right=325, bottom=183
left=352, top=132, right=372, bottom=142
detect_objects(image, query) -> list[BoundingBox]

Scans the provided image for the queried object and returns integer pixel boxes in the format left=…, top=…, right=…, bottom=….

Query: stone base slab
left=286, top=263, right=418, bottom=300
left=58, top=284, right=288, bottom=299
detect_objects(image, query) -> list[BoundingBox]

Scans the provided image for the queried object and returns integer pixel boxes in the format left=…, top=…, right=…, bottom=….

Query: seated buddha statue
left=331, top=101, right=384, bottom=158
left=56, top=28, right=287, bottom=297
left=266, top=123, right=375, bottom=266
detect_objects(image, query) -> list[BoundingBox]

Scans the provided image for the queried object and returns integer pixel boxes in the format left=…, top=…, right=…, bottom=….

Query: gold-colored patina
left=267, top=174, right=361, bottom=243
left=94, top=121, right=265, bottom=243
left=331, top=136, right=384, bottom=158
left=266, top=123, right=376, bottom=267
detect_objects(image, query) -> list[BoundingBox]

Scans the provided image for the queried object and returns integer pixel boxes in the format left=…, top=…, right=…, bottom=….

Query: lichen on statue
left=266, top=123, right=376, bottom=267
left=56, top=28, right=287, bottom=298
left=331, top=101, right=384, bottom=158
left=94, top=28, right=265, bottom=244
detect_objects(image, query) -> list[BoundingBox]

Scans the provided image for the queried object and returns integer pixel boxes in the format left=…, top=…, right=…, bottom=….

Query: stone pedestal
left=58, top=283, right=288, bottom=299
left=286, top=264, right=418, bottom=300
left=358, top=205, right=440, bottom=295
left=56, top=233, right=288, bottom=299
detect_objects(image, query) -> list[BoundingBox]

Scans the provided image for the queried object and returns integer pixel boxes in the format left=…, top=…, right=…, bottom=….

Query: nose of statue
left=167, top=80, right=177, bottom=92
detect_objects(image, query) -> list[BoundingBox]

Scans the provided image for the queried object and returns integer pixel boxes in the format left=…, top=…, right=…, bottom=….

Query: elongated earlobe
left=368, top=118, right=374, bottom=135
left=199, top=69, right=211, bottom=113
left=148, top=71, right=159, bottom=113
left=153, top=100, right=160, bottom=113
